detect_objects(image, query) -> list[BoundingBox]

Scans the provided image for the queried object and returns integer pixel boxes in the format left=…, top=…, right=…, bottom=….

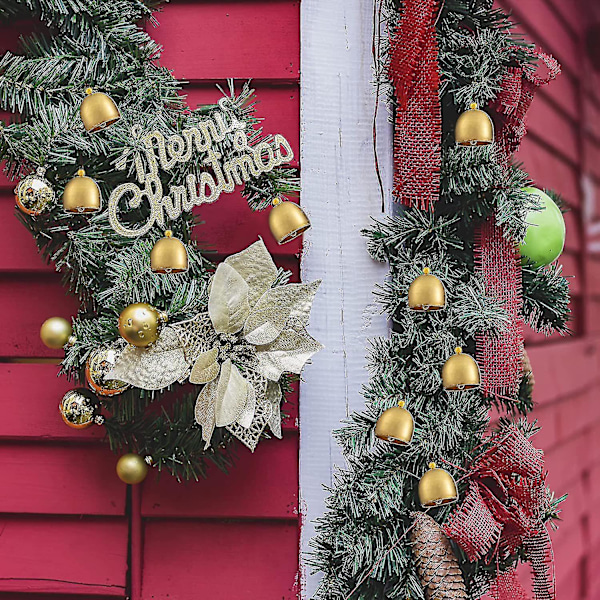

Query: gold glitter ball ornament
left=442, top=346, right=481, bottom=391
left=418, top=462, right=459, bottom=507
left=118, top=302, right=166, bottom=348
left=40, top=316, right=72, bottom=349
left=80, top=87, right=121, bottom=132
left=408, top=267, right=446, bottom=311
left=86, top=346, right=130, bottom=396
left=374, top=400, right=414, bottom=446
left=63, top=168, right=101, bottom=214
left=14, top=167, right=55, bottom=216
left=455, top=102, right=494, bottom=146
left=59, top=388, right=99, bottom=429
left=116, top=453, right=149, bottom=484
left=268, top=198, right=311, bottom=244
left=150, top=230, right=189, bottom=274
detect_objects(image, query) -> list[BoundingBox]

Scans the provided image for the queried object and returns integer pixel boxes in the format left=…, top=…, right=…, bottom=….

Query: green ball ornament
left=519, top=187, right=565, bottom=268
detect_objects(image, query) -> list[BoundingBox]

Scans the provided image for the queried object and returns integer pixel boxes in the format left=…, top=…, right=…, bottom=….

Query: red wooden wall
left=0, top=2, right=302, bottom=599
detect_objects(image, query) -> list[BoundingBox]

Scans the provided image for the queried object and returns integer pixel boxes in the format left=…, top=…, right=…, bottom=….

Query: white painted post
left=299, top=1, right=393, bottom=596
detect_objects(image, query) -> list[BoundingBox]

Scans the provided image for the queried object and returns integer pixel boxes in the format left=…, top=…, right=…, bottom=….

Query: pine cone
left=410, top=512, right=467, bottom=600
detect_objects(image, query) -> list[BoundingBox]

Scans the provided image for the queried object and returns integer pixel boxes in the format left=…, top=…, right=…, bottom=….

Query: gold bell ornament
left=408, top=268, right=446, bottom=311
left=268, top=198, right=311, bottom=245
left=59, top=388, right=101, bottom=430
left=118, top=302, right=167, bottom=348
left=86, top=345, right=130, bottom=397
left=374, top=400, right=415, bottom=446
left=455, top=102, right=494, bottom=146
left=14, top=166, right=55, bottom=216
left=418, top=462, right=459, bottom=507
left=150, top=230, right=189, bottom=274
left=442, top=347, right=480, bottom=391
left=80, top=87, right=121, bottom=132
left=40, top=316, right=72, bottom=349
left=63, top=168, right=101, bottom=214
left=116, top=453, right=149, bottom=485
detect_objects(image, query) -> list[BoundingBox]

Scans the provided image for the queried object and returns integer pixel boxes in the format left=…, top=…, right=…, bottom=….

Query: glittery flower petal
left=266, top=381, right=283, bottom=439
left=244, top=280, right=321, bottom=345
left=107, top=327, right=189, bottom=391
left=255, top=329, right=323, bottom=381
left=189, top=348, right=220, bottom=384
left=237, top=383, right=257, bottom=429
left=208, top=263, right=250, bottom=335
left=195, top=379, right=218, bottom=449
left=215, top=359, right=250, bottom=427
left=224, top=238, right=278, bottom=309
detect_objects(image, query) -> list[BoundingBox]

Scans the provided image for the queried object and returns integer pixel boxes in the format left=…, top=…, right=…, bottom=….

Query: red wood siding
left=0, top=2, right=301, bottom=599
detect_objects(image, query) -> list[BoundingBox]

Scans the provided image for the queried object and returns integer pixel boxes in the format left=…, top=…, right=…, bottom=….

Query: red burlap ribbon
left=388, top=0, right=441, bottom=210
left=443, top=426, right=555, bottom=600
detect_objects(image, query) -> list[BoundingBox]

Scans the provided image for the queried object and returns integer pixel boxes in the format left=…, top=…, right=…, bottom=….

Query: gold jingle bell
left=40, top=316, right=72, bottom=349
left=116, top=453, right=149, bottom=485
left=442, top=347, right=480, bottom=391
left=375, top=400, right=414, bottom=446
left=63, top=169, right=101, bottom=214
left=118, top=302, right=166, bottom=348
left=418, top=462, right=459, bottom=507
left=455, top=102, right=494, bottom=146
left=80, top=87, right=121, bottom=132
left=269, top=198, right=311, bottom=245
left=150, top=230, right=189, bottom=274
left=408, top=268, right=446, bottom=311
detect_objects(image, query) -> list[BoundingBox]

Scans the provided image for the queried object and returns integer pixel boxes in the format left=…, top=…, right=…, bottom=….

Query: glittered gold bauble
left=374, top=401, right=414, bottom=446
left=63, top=169, right=101, bottom=214
left=14, top=167, right=55, bottom=216
left=455, top=103, right=494, bottom=146
left=118, top=302, right=166, bottom=348
left=418, top=462, right=458, bottom=507
left=116, top=453, right=149, bottom=484
left=86, top=346, right=130, bottom=396
left=59, top=388, right=98, bottom=429
left=40, top=316, right=72, bottom=349
left=442, top=347, right=481, bottom=391
left=150, top=230, right=189, bottom=274
left=408, top=268, right=446, bottom=311
left=268, top=198, right=311, bottom=244
left=80, top=88, right=121, bottom=132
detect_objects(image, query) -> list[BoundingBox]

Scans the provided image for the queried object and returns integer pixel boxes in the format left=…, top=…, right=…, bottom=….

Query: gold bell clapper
left=418, top=462, right=459, bottom=507
left=408, top=267, right=446, bottom=311
left=80, top=87, right=121, bottom=132
left=442, top=347, right=481, bottom=391
left=455, top=102, right=494, bottom=146
left=150, top=230, right=189, bottom=274
left=374, top=400, right=414, bottom=446
left=268, top=198, right=311, bottom=245
left=63, top=169, right=101, bottom=214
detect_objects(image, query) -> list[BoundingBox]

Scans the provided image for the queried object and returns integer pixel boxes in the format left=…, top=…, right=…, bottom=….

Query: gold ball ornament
left=116, top=453, right=149, bottom=485
left=408, top=268, right=446, bottom=311
left=86, top=346, right=130, bottom=397
left=374, top=400, right=414, bottom=446
left=418, top=462, right=459, bottom=507
left=442, top=347, right=480, bottom=391
left=118, top=302, right=166, bottom=348
left=40, top=316, right=72, bottom=349
left=269, top=198, right=311, bottom=245
left=59, top=388, right=99, bottom=429
left=80, top=87, right=121, bottom=132
left=455, top=102, right=494, bottom=146
left=14, top=167, right=55, bottom=216
left=150, top=230, right=189, bottom=274
left=63, top=168, right=101, bottom=214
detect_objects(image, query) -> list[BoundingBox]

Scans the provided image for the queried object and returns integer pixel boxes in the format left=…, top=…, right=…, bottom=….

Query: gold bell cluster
left=269, top=197, right=311, bottom=245
left=150, top=230, right=189, bottom=274
left=80, top=87, right=121, bottom=133
left=455, top=102, right=494, bottom=146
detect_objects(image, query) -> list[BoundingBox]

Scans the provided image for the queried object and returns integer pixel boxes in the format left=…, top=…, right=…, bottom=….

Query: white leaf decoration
left=189, top=348, right=220, bottom=384
left=214, top=359, right=250, bottom=427
left=237, top=382, right=257, bottom=429
left=208, top=263, right=250, bottom=335
left=195, top=379, right=218, bottom=449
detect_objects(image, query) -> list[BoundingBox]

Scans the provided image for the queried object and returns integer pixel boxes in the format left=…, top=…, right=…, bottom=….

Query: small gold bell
left=455, top=102, right=494, bottom=146
left=374, top=400, right=414, bottom=446
left=418, top=462, right=458, bottom=507
left=268, top=198, right=311, bottom=244
left=63, top=169, right=101, bottom=214
left=408, top=267, right=446, bottom=311
left=80, top=87, right=121, bottom=132
left=442, top=347, right=480, bottom=391
left=150, top=230, right=189, bottom=274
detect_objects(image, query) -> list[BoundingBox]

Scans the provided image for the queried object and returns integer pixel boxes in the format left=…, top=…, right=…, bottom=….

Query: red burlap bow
left=443, top=426, right=555, bottom=600
left=388, top=0, right=441, bottom=210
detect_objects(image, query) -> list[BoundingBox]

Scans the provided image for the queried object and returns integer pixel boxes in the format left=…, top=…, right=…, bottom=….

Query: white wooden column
left=299, top=1, right=393, bottom=596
